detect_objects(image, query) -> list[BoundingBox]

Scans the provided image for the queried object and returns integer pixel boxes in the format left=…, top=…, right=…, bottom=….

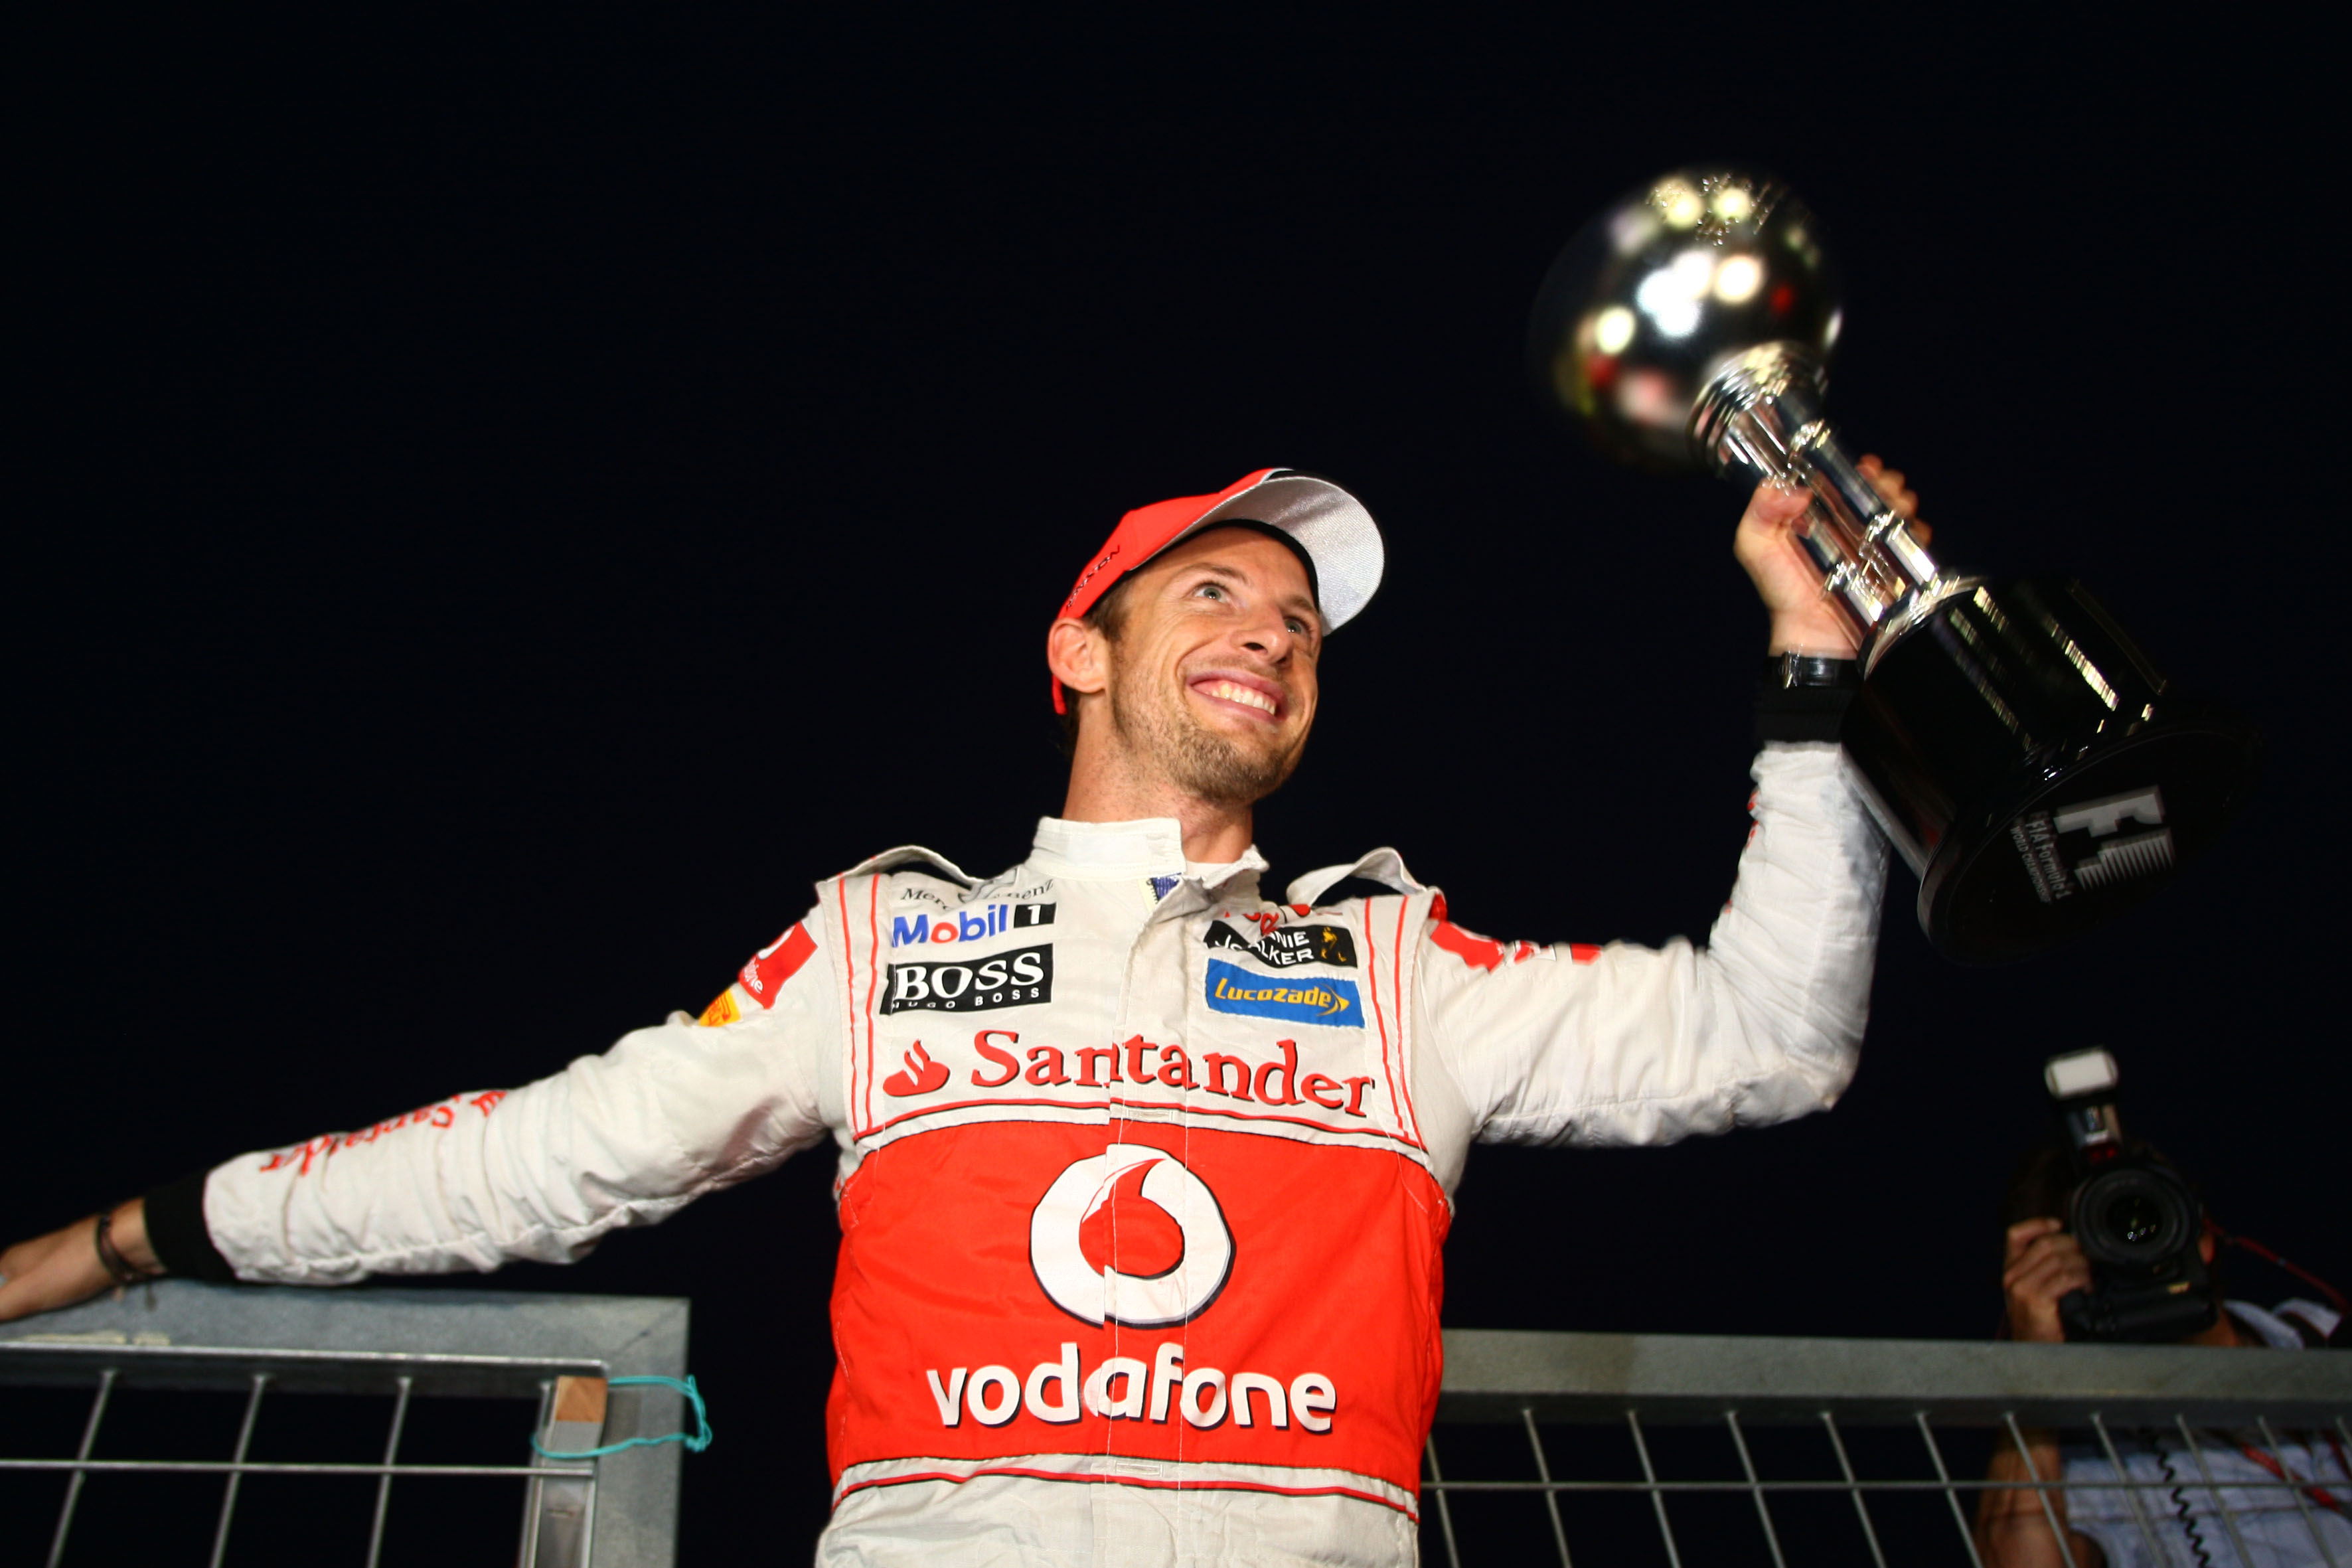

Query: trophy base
left=1842, top=577, right=2262, bottom=964
left=1914, top=709, right=2261, bottom=963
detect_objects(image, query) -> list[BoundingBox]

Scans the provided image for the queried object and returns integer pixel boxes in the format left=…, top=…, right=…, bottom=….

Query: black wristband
left=142, top=1170, right=237, bottom=1283
left=92, top=1209, right=163, bottom=1285
left=1755, top=654, right=1861, bottom=744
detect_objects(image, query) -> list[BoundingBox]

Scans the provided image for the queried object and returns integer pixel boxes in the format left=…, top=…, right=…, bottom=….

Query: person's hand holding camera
left=1984, top=1217, right=2109, bottom=1567
left=2001, top=1216, right=2094, bottom=1344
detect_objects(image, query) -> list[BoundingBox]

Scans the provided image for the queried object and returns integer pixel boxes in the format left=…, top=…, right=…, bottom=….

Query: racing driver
left=1, top=461, right=1915, bottom=1565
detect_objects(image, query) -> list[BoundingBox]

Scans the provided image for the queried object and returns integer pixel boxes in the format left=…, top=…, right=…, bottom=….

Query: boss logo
left=881, top=943, right=1052, bottom=1014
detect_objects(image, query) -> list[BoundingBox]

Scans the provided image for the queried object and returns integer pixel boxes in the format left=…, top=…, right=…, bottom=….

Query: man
left=1978, top=1155, right=2349, bottom=1568
left=3, top=463, right=1901, bottom=1565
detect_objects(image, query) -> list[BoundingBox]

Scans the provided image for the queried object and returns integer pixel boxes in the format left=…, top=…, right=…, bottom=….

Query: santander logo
left=882, top=1042, right=951, bottom=1097
left=1030, top=1145, right=1233, bottom=1329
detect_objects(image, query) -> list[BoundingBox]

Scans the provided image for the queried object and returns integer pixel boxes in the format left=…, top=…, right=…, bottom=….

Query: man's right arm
left=0, top=910, right=840, bottom=1319
left=0, top=1200, right=163, bottom=1322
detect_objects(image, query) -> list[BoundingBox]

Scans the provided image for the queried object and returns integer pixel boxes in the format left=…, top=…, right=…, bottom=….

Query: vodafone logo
left=1030, top=1145, right=1233, bottom=1329
left=918, top=1143, right=1342, bottom=1437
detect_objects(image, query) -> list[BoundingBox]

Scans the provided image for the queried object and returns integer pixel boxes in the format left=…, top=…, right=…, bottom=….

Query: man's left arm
left=1419, top=465, right=1915, bottom=1147
left=1422, top=735, right=1885, bottom=1148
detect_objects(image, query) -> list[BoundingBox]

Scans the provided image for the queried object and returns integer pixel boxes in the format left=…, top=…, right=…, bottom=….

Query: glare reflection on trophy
left=1528, top=170, right=2260, bottom=963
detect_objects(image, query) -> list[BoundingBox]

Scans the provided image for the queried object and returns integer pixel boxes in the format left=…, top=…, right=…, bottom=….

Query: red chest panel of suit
left=826, top=1117, right=1449, bottom=1506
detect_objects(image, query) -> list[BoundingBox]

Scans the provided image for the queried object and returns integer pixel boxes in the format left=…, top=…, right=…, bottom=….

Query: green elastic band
left=531, top=1374, right=712, bottom=1460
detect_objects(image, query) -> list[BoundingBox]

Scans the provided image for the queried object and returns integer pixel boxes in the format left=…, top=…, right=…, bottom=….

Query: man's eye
left=1195, top=584, right=1227, bottom=601
left=1285, top=618, right=1308, bottom=636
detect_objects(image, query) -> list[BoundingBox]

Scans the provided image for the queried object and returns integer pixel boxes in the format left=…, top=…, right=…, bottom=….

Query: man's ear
left=1047, top=617, right=1109, bottom=700
left=2197, top=1230, right=2217, bottom=1265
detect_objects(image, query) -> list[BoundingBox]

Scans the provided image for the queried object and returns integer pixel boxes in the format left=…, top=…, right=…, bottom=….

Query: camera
left=2043, top=1049, right=2218, bottom=1343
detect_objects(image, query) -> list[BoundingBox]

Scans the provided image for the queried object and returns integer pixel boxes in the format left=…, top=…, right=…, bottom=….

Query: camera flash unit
left=2044, top=1048, right=2120, bottom=1101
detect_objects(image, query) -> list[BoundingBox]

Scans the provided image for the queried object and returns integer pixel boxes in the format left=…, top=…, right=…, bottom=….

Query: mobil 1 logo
left=890, top=901, right=1057, bottom=949
left=882, top=943, right=1053, bottom=1014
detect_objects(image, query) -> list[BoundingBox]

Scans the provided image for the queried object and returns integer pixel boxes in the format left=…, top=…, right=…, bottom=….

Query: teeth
left=1206, top=680, right=1277, bottom=714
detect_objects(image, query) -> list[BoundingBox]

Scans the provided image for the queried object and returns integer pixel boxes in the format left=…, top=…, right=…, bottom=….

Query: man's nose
left=1234, top=612, right=1294, bottom=663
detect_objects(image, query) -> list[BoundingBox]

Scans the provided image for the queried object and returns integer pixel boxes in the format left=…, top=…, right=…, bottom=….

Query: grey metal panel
left=0, top=1281, right=690, bottom=1568
left=1439, top=1328, right=2352, bottom=1428
left=0, top=1338, right=603, bottom=1397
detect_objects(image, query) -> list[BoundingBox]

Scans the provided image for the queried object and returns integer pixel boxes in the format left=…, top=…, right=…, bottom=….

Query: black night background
left=13, top=13, right=2343, bottom=1563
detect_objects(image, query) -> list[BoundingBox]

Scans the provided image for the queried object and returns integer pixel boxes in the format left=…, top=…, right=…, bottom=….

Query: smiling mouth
left=1194, top=678, right=1281, bottom=718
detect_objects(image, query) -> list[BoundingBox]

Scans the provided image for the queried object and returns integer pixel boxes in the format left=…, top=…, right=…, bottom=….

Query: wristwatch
left=1755, top=653, right=1860, bottom=743
left=1764, top=652, right=1862, bottom=691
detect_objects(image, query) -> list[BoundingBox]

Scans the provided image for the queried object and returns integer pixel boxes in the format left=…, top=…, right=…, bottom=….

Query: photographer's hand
left=1978, top=1217, right=2107, bottom=1567
left=2001, top=1217, right=2092, bottom=1344
left=0, top=1200, right=156, bottom=1322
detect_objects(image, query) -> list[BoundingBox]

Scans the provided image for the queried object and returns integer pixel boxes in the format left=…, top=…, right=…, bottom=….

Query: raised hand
left=1734, top=453, right=1929, bottom=657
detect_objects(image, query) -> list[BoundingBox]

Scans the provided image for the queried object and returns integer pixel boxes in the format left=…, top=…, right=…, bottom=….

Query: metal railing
left=1425, top=1329, right=2352, bottom=1566
left=0, top=1280, right=689, bottom=1567
left=13, top=1293, right=2346, bottom=1563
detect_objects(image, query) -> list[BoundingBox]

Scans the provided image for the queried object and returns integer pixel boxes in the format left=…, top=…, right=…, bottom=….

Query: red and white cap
left=1052, top=468, right=1384, bottom=712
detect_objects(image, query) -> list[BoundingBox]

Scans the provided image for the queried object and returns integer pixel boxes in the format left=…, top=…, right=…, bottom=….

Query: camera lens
left=2071, top=1166, right=2195, bottom=1267
left=2108, top=1193, right=2163, bottom=1245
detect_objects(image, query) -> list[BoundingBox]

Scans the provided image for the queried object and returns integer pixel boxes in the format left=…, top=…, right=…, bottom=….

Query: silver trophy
left=1528, top=170, right=2260, bottom=962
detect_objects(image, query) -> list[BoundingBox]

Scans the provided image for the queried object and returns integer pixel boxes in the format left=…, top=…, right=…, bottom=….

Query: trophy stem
left=1691, top=345, right=1948, bottom=662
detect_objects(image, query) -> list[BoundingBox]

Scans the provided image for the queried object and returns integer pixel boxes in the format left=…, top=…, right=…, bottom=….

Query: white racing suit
left=196, top=742, right=1887, bottom=1566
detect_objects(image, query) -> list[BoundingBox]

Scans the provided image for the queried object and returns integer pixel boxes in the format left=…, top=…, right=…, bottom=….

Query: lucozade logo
left=1204, top=959, right=1360, bottom=1026
left=1029, top=1145, right=1233, bottom=1328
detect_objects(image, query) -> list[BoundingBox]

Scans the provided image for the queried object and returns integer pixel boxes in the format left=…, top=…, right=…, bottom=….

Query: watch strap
left=1756, top=654, right=1861, bottom=744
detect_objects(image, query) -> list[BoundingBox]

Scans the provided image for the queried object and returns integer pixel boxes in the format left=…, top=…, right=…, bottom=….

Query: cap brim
left=1168, top=471, right=1384, bottom=631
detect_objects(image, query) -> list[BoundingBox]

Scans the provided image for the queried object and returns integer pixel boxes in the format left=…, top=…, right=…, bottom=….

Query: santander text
left=965, top=1031, right=1375, bottom=1117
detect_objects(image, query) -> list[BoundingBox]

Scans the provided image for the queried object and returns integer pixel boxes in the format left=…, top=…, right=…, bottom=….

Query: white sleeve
left=201, top=911, right=842, bottom=1285
left=1423, top=743, right=1887, bottom=1148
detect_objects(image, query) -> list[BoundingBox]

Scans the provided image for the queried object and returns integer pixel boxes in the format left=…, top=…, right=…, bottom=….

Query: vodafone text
left=925, top=1342, right=1336, bottom=1434
left=943, top=1029, right=1377, bottom=1116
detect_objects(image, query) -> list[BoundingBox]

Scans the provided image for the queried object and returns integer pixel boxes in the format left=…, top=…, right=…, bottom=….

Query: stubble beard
left=1108, top=664, right=1305, bottom=808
